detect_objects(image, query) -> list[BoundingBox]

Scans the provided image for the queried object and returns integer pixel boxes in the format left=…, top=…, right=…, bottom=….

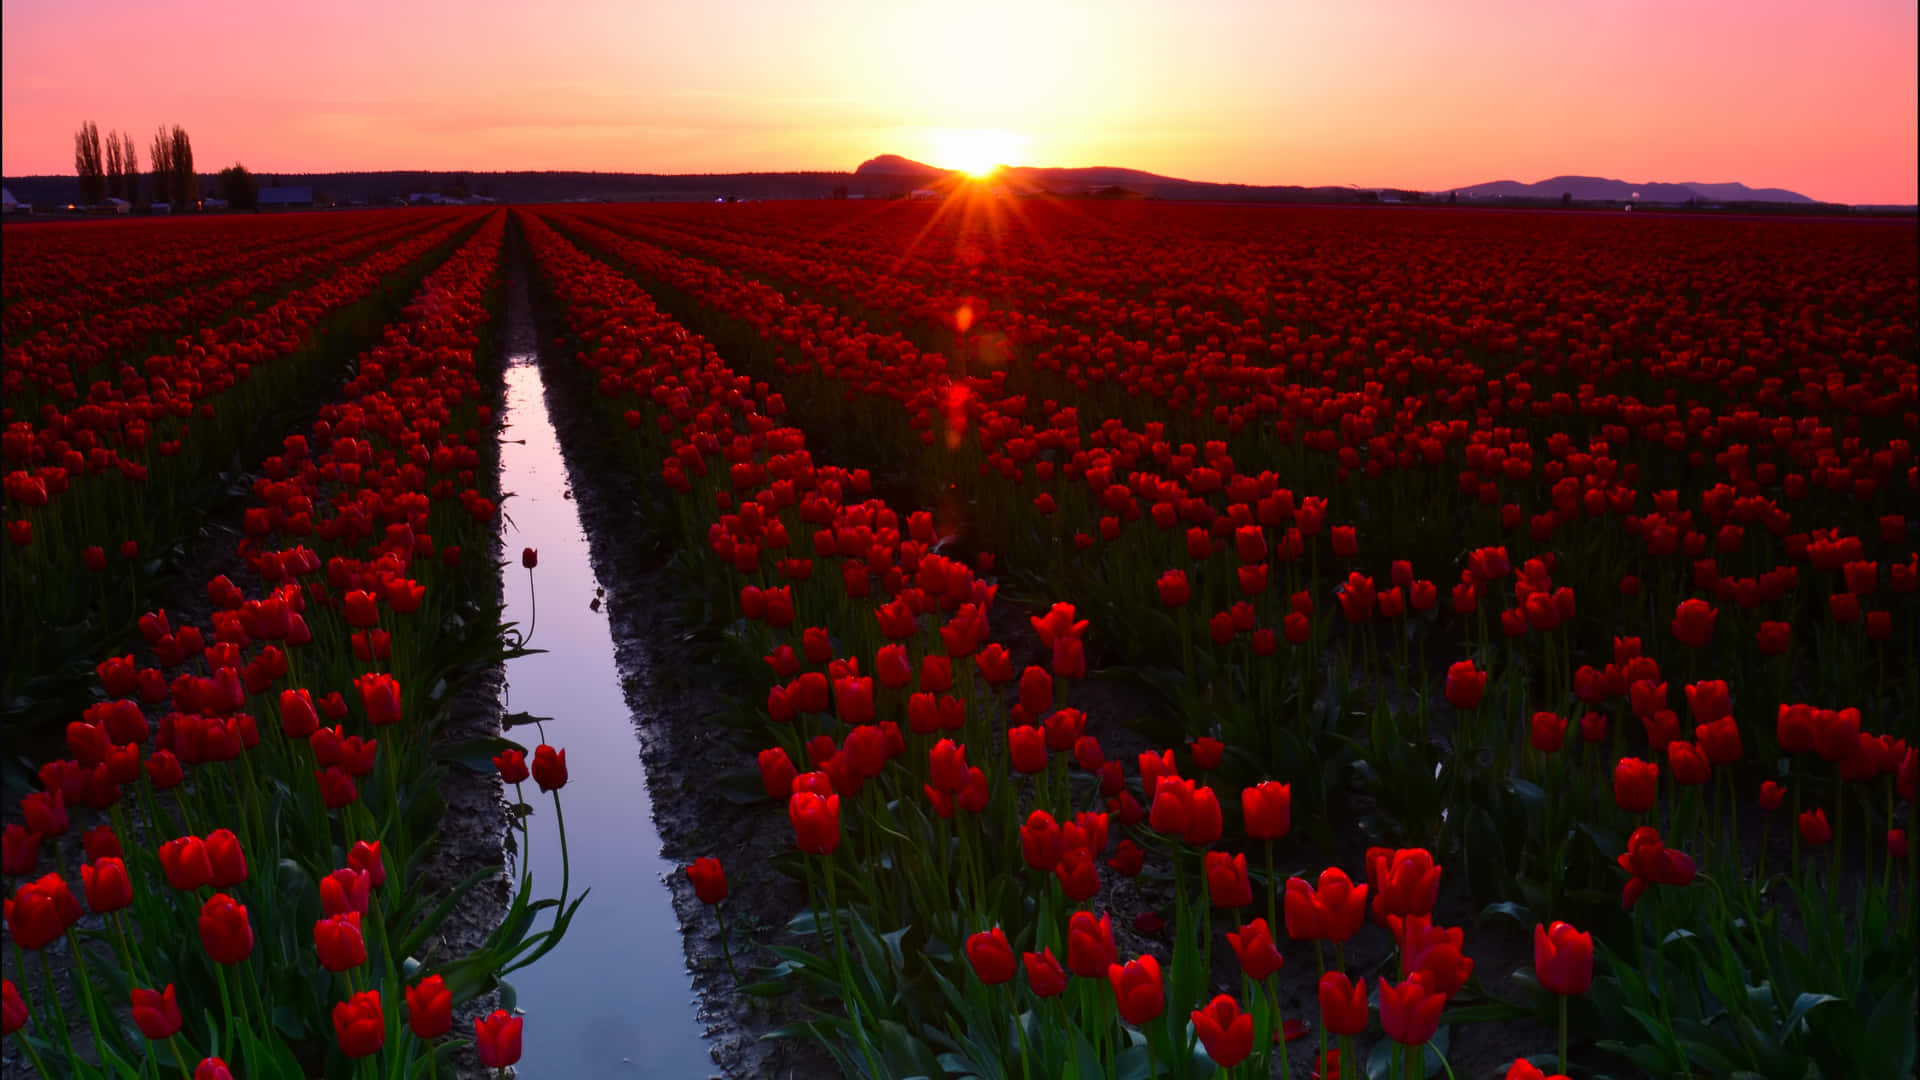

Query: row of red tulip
left=3, top=210, right=559, bottom=1076
left=3, top=213, right=433, bottom=395
left=520, top=206, right=1631, bottom=1077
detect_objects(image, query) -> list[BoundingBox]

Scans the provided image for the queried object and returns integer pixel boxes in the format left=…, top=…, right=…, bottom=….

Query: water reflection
left=497, top=358, right=712, bottom=1077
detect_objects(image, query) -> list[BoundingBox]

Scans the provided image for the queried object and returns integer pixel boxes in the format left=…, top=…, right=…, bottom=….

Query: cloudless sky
left=3, top=0, right=1914, bottom=203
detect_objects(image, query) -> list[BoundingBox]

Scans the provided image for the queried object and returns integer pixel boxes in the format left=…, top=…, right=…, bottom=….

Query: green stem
left=1006, top=983, right=1033, bottom=1080
left=40, top=950, right=81, bottom=1070
left=823, top=861, right=882, bottom=1080
left=63, top=929, right=116, bottom=1067
left=1558, top=993, right=1569, bottom=1076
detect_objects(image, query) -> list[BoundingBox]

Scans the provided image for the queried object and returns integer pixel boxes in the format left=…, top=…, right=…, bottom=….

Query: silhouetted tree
left=1561, top=191, right=1573, bottom=207
left=74, top=122, right=106, bottom=205
left=104, top=132, right=124, bottom=200
left=118, top=131, right=139, bottom=205
left=150, top=127, right=175, bottom=206
left=218, top=164, right=258, bottom=210
left=1447, top=190, right=1457, bottom=204
left=169, top=127, right=197, bottom=207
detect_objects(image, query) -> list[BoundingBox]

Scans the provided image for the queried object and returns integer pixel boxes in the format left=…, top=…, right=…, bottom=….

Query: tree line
left=72, top=122, right=199, bottom=207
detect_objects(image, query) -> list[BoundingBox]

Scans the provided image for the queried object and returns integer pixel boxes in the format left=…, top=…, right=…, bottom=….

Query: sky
left=3, top=0, right=1914, bottom=204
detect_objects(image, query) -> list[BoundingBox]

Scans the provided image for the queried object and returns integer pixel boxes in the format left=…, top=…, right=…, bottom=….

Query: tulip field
left=4, top=198, right=1918, bottom=1079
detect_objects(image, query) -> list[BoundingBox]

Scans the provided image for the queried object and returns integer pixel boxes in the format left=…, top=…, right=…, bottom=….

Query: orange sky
left=3, top=0, right=1914, bottom=203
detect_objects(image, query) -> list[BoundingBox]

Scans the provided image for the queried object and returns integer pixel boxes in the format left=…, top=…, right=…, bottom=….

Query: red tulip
left=316, top=766, right=359, bottom=809
left=1108, top=955, right=1165, bottom=1026
left=1023, top=947, right=1066, bottom=997
left=406, top=974, right=452, bottom=1039
left=333, top=990, right=384, bottom=1059
left=197, top=893, right=253, bottom=964
left=131, top=984, right=183, bottom=1039
left=1055, top=847, right=1101, bottom=902
left=1401, top=916, right=1473, bottom=995
left=1007, top=724, right=1048, bottom=774
left=1695, top=716, right=1742, bottom=765
left=205, top=829, right=247, bottom=888
left=355, top=673, right=402, bottom=727
left=194, top=1060, right=233, bottom=1080
left=1671, top=598, right=1717, bottom=648
left=1380, top=974, right=1446, bottom=1045
left=159, top=835, right=214, bottom=891
left=2, top=824, right=38, bottom=877
left=1206, top=850, right=1253, bottom=908
left=2, top=979, right=25, bottom=1035
left=1068, top=911, right=1117, bottom=977
left=789, top=792, right=841, bottom=854
left=531, top=744, right=568, bottom=791
left=1242, top=780, right=1291, bottom=839
left=1758, top=780, right=1786, bottom=811
left=1667, top=741, right=1710, bottom=786
left=686, top=857, right=727, bottom=904
left=495, top=747, right=530, bottom=783
left=1814, top=708, right=1861, bottom=763
left=1444, top=660, right=1487, bottom=709
left=1798, top=808, right=1832, bottom=846
left=21, top=791, right=67, bottom=838
left=1756, top=621, right=1790, bottom=655
left=961, top=927, right=1016, bottom=987
left=1158, top=569, right=1191, bottom=607
left=1318, top=971, right=1368, bottom=1035
left=1613, top=758, right=1659, bottom=814
left=81, top=857, right=133, bottom=914
left=1530, top=712, right=1566, bottom=753
left=314, top=912, right=367, bottom=972
left=1193, top=994, right=1254, bottom=1067
left=1285, top=867, right=1368, bottom=943
left=1367, top=847, right=1441, bottom=920
left=1021, top=810, right=1064, bottom=872
left=5, top=875, right=76, bottom=950
left=1533, top=921, right=1593, bottom=995
left=1190, top=736, right=1224, bottom=771
left=474, top=1009, right=524, bottom=1067
left=1226, top=917, right=1284, bottom=980
left=1505, top=1060, right=1571, bottom=1080
left=522, top=547, right=538, bottom=569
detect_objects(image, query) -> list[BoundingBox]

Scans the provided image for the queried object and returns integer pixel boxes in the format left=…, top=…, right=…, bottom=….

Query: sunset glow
left=2, top=0, right=1915, bottom=202
left=928, top=129, right=1026, bottom=176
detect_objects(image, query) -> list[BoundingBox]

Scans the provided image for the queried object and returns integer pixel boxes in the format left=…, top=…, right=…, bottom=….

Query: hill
left=1451, top=175, right=1814, bottom=204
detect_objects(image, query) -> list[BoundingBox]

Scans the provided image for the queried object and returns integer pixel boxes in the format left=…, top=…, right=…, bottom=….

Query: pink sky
left=3, top=0, right=1914, bottom=203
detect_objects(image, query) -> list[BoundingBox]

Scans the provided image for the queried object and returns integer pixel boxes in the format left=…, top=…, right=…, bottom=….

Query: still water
left=495, top=352, right=713, bottom=1077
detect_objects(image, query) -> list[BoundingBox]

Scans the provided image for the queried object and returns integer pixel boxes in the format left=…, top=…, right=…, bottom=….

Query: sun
left=929, top=128, right=1026, bottom=177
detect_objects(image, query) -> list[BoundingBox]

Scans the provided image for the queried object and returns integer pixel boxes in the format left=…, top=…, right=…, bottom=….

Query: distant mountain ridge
left=855, top=155, right=1358, bottom=203
left=860, top=157, right=1822, bottom=204
left=1, top=159, right=1857, bottom=211
left=1450, top=175, right=1813, bottom=203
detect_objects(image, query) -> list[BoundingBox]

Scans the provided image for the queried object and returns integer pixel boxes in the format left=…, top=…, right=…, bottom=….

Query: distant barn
left=258, top=187, right=314, bottom=210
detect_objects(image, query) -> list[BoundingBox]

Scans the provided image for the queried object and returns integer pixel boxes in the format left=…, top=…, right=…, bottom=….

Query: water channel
left=492, top=267, right=714, bottom=1076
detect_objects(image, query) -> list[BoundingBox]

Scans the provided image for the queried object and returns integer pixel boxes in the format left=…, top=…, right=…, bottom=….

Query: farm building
left=1, top=188, right=27, bottom=214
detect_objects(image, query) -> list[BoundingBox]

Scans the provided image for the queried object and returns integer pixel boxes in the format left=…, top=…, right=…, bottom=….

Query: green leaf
left=1778, top=991, right=1840, bottom=1036
left=436, top=735, right=527, bottom=773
